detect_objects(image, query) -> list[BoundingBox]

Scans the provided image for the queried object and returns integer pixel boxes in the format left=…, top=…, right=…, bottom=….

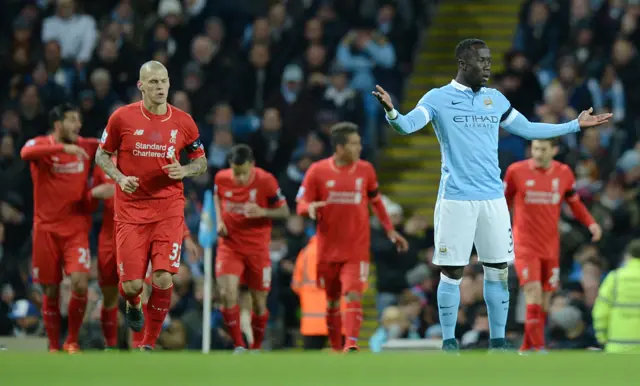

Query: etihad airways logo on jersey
left=524, top=190, right=561, bottom=205
left=326, top=191, right=362, bottom=205
left=133, top=142, right=176, bottom=158
left=52, top=161, right=84, bottom=174
left=453, top=115, right=499, bottom=128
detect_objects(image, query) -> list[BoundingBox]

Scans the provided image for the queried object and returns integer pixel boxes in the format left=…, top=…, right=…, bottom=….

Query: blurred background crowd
left=1, top=0, right=639, bottom=352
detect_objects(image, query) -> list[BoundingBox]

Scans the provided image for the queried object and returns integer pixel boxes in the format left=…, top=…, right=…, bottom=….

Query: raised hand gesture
left=372, top=85, right=394, bottom=112
left=578, top=107, right=613, bottom=128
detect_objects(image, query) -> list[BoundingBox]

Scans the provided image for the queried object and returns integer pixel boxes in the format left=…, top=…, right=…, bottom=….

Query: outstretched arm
left=501, top=107, right=612, bottom=140
left=374, top=85, right=431, bottom=135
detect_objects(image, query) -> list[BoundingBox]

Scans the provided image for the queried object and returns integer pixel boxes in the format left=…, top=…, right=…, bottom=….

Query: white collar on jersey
left=450, top=79, right=487, bottom=93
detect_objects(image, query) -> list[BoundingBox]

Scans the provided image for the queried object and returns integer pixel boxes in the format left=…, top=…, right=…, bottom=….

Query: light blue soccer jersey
left=386, top=80, right=580, bottom=201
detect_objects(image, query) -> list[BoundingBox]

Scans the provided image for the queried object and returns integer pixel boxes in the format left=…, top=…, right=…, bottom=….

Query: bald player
left=95, top=61, right=207, bottom=350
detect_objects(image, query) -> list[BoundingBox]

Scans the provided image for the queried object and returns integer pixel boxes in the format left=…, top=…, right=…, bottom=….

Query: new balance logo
left=134, top=129, right=144, bottom=136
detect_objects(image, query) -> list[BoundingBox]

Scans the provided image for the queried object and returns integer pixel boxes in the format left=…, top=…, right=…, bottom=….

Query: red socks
left=250, top=311, right=269, bottom=350
left=141, top=285, right=172, bottom=348
left=222, top=305, right=245, bottom=348
left=522, top=304, right=545, bottom=350
left=131, top=306, right=147, bottom=348
left=66, top=292, right=87, bottom=344
left=326, top=307, right=343, bottom=351
left=101, top=306, right=118, bottom=347
left=119, top=282, right=141, bottom=306
left=42, top=295, right=61, bottom=350
left=344, top=301, right=363, bottom=348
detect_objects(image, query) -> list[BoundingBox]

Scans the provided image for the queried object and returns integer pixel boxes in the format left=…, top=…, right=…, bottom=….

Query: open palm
left=578, top=107, right=613, bottom=128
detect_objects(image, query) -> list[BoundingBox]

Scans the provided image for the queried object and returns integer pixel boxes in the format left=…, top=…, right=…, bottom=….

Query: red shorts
left=514, top=257, right=560, bottom=292
left=317, top=260, right=369, bottom=301
left=32, top=228, right=91, bottom=285
left=115, top=216, right=184, bottom=282
left=97, top=236, right=118, bottom=286
left=215, top=246, right=271, bottom=291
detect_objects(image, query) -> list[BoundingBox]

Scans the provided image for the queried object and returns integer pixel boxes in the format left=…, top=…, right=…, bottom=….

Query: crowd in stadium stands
left=0, top=0, right=429, bottom=349
left=2, top=0, right=638, bottom=352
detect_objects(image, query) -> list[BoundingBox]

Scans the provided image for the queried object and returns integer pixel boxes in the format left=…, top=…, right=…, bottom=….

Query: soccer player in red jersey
left=504, top=138, right=602, bottom=352
left=296, top=122, right=409, bottom=352
left=19, top=103, right=100, bottom=353
left=88, top=157, right=200, bottom=349
left=95, top=61, right=207, bottom=350
left=85, top=154, right=119, bottom=349
left=214, top=144, right=290, bottom=352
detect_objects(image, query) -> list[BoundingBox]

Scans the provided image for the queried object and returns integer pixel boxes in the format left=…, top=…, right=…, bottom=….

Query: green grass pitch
left=1, top=351, right=634, bottom=386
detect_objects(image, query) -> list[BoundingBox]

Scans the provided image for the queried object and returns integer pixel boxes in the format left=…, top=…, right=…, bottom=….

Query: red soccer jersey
left=214, top=167, right=286, bottom=254
left=504, top=159, right=595, bottom=260
left=100, top=102, right=205, bottom=223
left=89, top=159, right=116, bottom=245
left=296, top=157, right=380, bottom=263
left=20, top=135, right=99, bottom=236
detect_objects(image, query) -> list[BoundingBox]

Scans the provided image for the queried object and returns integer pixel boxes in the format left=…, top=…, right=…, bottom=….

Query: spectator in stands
left=513, top=0, right=558, bottom=69
left=18, top=84, right=48, bottom=139
left=322, top=63, right=365, bottom=129
left=611, top=39, right=640, bottom=134
left=207, top=126, right=234, bottom=178
left=89, top=68, right=119, bottom=117
left=266, top=64, right=318, bottom=138
left=42, top=0, right=97, bottom=70
left=278, top=150, right=315, bottom=211
left=247, top=108, right=294, bottom=176
left=587, top=64, right=626, bottom=125
left=87, top=37, right=137, bottom=100
left=77, top=89, right=106, bottom=138
left=171, top=91, right=192, bottom=115
left=535, top=83, right=578, bottom=148
left=42, top=40, right=75, bottom=97
left=31, top=61, right=67, bottom=111
left=231, top=43, right=276, bottom=115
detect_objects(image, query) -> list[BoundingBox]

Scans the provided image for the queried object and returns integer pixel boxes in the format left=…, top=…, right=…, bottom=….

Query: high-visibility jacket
left=292, top=237, right=368, bottom=336
left=592, top=258, right=640, bottom=353
left=292, top=237, right=329, bottom=336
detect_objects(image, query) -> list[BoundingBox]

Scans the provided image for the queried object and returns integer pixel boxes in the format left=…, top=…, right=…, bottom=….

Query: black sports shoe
left=126, top=303, right=144, bottom=333
left=489, top=338, right=512, bottom=353
left=442, top=338, right=460, bottom=353
left=140, top=345, right=153, bottom=352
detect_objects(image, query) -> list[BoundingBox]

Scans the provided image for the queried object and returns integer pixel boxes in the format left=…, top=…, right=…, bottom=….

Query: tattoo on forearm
left=95, top=148, right=125, bottom=183
left=184, top=157, right=207, bottom=177
left=266, top=205, right=290, bottom=219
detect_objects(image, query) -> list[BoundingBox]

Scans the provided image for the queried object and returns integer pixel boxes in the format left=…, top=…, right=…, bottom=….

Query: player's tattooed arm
left=244, top=203, right=290, bottom=219
left=95, top=148, right=126, bottom=183
left=264, top=205, right=290, bottom=219
left=182, top=156, right=208, bottom=177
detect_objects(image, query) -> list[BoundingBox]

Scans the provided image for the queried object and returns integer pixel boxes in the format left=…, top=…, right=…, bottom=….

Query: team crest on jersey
left=249, top=189, right=257, bottom=202
left=483, top=96, right=493, bottom=109
left=326, top=180, right=335, bottom=188
left=439, top=243, right=448, bottom=255
left=169, top=129, right=178, bottom=144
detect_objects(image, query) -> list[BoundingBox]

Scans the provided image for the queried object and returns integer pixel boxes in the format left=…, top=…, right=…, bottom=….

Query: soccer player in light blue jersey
left=373, top=38, right=612, bottom=351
